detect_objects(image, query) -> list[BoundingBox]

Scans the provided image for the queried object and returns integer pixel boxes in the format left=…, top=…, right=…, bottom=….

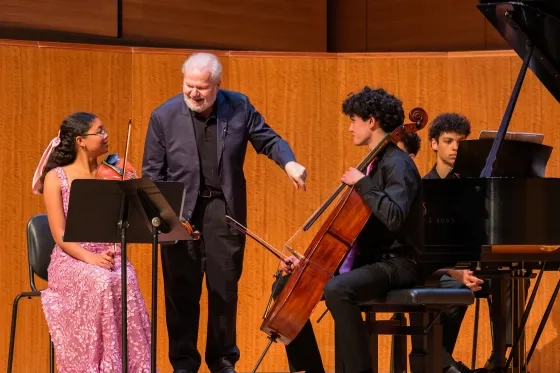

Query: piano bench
left=359, top=287, right=474, bottom=373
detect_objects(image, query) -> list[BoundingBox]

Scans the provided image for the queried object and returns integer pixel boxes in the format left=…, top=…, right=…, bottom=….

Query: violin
left=97, top=153, right=139, bottom=180
left=97, top=119, right=201, bottom=240
left=226, top=107, right=428, bottom=345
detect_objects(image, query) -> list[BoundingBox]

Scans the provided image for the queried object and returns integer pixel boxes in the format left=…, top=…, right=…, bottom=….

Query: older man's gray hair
left=182, top=52, right=222, bottom=83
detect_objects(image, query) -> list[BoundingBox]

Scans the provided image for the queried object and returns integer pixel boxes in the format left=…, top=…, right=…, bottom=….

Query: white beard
left=184, top=96, right=213, bottom=113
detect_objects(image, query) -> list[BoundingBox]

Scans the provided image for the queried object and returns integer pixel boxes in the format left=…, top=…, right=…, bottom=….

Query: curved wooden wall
left=1, top=40, right=559, bottom=372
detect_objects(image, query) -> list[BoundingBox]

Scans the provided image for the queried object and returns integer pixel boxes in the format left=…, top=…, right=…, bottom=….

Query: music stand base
left=251, top=334, right=278, bottom=373
left=151, top=219, right=161, bottom=372
left=120, top=221, right=129, bottom=373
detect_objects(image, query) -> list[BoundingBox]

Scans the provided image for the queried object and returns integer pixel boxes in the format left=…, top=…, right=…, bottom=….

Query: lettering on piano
left=423, top=202, right=456, bottom=224
left=429, top=217, right=456, bottom=225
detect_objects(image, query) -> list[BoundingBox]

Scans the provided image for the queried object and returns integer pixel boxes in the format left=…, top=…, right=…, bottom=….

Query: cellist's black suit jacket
left=141, top=89, right=297, bottom=226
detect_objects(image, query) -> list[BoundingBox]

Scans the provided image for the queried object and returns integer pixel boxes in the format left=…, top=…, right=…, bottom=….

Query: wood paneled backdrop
left=0, top=0, right=507, bottom=53
left=1, top=39, right=560, bottom=372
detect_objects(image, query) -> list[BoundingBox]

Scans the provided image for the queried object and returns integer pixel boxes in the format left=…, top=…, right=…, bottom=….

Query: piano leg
left=504, top=266, right=544, bottom=373
left=510, top=269, right=529, bottom=373
left=496, top=263, right=548, bottom=373
left=489, top=273, right=509, bottom=371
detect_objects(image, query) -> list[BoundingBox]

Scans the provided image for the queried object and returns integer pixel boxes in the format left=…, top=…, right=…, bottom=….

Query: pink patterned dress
left=41, top=167, right=156, bottom=372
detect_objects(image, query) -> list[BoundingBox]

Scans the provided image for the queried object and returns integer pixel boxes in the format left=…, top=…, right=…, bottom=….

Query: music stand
left=64, top=178, right=193, bottom=373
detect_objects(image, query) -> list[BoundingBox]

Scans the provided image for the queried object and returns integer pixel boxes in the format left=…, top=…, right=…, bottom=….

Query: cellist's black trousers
left=272, top=254, right=417, bottom=373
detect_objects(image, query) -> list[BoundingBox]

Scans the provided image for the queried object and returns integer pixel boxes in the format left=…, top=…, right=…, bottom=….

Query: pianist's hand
left=449, top=269, right=484, bottom=292
left=280, top=255, right=301, bottom=274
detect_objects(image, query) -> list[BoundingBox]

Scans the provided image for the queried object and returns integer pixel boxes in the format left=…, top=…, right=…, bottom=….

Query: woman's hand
left=86, top=249, right=115, bottom=270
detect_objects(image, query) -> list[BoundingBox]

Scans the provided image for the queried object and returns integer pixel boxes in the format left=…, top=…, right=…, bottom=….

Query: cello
left=226, top=107, right=428, bottom=349
left=96, top=119, right=200, bottom=240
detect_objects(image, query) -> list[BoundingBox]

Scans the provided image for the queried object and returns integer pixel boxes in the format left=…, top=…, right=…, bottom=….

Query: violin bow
left=121, top=119, right=133, bottom=180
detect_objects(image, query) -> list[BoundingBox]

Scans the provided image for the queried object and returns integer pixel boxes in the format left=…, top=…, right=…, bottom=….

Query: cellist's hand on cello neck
left=280, top=255, right=301, bottom=274
left=341, top=167, right=366, bottom=186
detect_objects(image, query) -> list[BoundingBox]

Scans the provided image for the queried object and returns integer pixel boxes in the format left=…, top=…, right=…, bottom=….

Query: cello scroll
left=389, top=107, right=429, bottom=144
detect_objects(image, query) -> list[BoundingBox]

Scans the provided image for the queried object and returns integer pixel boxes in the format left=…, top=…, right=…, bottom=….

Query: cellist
left=273, top=86, right=424, bottom=373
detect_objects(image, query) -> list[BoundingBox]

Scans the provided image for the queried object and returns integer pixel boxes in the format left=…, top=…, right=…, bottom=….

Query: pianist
left=422, top=112, right=534, bottom=371
left=418, top=113, right=490, bottom=373
left=424, top=113, right=471, bottom=179
left=390, top=118, right=484, bottom=372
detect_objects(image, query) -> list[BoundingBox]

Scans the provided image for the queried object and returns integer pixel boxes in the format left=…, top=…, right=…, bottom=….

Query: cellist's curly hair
left=342, top=86, right=405, bottom=133
left=37, top=112, right=97, bottom=194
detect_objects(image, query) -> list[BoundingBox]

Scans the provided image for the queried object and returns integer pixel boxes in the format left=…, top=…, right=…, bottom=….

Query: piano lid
left=477, top=1, right=560, bottom=102
left=452, top=138, right=552, bottom=177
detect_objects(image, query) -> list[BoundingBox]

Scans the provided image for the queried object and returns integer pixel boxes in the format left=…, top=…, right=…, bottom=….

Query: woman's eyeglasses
left=82, top=128, right=108, bottom=138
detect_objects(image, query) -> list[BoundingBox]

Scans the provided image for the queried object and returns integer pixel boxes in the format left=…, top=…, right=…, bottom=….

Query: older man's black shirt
left=190, top=106, right=221, bottom=192
left=351, top=143, right=424, bottom=266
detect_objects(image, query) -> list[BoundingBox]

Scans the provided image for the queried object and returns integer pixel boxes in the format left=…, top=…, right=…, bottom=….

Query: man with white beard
left=142, top=52, right=307, bottom=373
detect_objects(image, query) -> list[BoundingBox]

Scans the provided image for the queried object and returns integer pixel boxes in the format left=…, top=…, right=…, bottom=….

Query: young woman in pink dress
left=31, top=112, right=156, bottom=372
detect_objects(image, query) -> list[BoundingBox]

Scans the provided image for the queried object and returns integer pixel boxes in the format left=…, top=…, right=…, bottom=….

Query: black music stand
left=63, top=178, right=193, bottom=373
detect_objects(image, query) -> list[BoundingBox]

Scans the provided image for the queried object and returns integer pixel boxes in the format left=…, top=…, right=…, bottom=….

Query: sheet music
left=478, top=130, right=544, bottom=144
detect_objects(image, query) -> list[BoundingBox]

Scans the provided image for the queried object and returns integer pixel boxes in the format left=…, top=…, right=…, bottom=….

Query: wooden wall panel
left=0, top=0, right=512, bottom=53
left=0, top=0, right=118, bottom=37
left=367, top=0, right=486, bottom=52
left=0, top=41, right=47, bottom=373
left=329, top=0, right=509, bottom=52
left=122, top=0, right=327, bottom=52
left=1, top=40, right=560, bottom=373
left=327, top=0, right=367, bottom=52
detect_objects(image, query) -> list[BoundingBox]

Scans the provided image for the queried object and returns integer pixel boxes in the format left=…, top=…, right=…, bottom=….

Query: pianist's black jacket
left=418, top=163, right=459, bottom=279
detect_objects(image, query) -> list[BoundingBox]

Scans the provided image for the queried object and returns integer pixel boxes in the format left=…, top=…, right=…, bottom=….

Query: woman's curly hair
left=342, top=86, right=405, bottom=133
left=37, top=112, right=97, bottom=193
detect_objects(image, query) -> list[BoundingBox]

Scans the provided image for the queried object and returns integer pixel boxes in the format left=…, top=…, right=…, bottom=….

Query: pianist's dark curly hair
left=342, top=86, right=405, bottom=133
left=401, top=133, right=421, bottom=156
left=428, top=113, right=471, bottom=142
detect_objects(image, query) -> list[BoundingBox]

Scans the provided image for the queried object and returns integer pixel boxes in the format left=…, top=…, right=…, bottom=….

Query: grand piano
left=421, top=1, right=560, bottom=371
